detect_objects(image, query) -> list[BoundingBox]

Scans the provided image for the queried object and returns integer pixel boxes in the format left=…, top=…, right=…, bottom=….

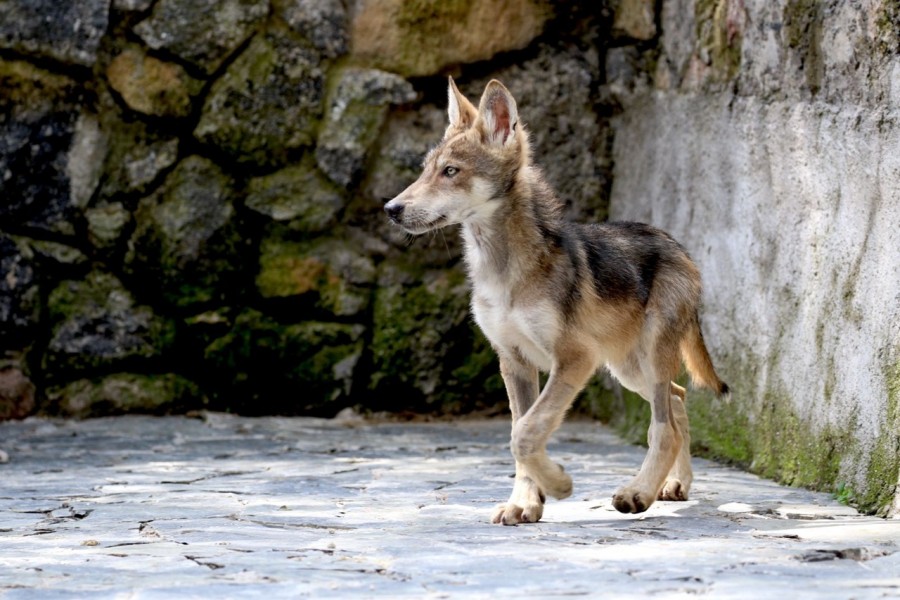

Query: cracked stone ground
left=1, top=414, right=898, bottom=599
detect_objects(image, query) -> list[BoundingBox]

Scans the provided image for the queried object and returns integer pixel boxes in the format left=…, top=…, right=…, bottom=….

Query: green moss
left=876, top=0, right=900, bottom=53
left=451, top=329, right=502, bottom=391
left=256, top=230, right=374, bottom=317
left=695, top=0, right=743, bottom=82
left=755, top=392, right=850, bottom=490
left=855, top=358, right=900, bottom=515
left=369, top=265, right=497, bottom=411
left=577, top=333, right=900, bottom=516
left=783, top=0, right=824, bottom=94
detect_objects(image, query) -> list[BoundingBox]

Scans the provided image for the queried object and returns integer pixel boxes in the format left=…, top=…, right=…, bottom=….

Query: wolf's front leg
left=613, top=381, right=682, bottom=513
left=492, top=462, right=546, bottom=525
left=494, top=356, right=544, bottom=524
left=509, top=352, right=597, bottom=503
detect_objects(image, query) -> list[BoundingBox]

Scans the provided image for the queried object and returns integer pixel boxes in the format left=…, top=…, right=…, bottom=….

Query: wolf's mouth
left=404, top=214, right=448, bottom=234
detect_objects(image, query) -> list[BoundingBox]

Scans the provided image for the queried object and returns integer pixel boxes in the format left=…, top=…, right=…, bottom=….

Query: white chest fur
left=471, top=286, right=560, bottom=372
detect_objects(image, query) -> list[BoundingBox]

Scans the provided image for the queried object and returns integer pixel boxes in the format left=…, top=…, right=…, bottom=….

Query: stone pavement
left=1, top=414, right=899, bottom=599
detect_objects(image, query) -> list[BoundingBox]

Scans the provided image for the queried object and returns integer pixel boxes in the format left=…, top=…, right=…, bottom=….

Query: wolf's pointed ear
left=445, top=77, right=477, bottom=139
left=476, top=80, right=518, bottom=147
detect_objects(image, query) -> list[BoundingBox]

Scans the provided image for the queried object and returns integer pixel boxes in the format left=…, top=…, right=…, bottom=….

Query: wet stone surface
left=0, top=415, right=898, bottom=598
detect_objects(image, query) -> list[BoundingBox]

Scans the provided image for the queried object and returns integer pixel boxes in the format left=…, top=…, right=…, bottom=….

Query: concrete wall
left=608, top=0, right=900, bottom=515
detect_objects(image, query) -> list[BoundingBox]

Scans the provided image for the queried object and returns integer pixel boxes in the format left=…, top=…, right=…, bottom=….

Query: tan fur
left=385, top=78, right=728, bottom=524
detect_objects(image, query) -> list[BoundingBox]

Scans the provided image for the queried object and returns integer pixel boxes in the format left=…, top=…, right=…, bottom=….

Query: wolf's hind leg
left=659, top=382, right=692, bottom=501
left=613, top=380, right=682, bottom=513
left=492, top=463, right=546, bottom=525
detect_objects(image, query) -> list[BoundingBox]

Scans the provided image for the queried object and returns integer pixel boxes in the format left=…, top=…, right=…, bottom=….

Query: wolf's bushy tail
left=680, top=313, right=730, bottom=399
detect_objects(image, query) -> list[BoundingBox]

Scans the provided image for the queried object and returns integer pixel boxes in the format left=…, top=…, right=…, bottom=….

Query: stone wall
left=605, top=0, right=900, bottom=516
left=0, top=1, right=613, bottom=418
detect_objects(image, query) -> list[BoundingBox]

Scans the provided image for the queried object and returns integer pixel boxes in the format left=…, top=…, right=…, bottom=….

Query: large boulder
left=125, top=156, right=242, bottom=309
left=256, top=228, right=375, bottom=318
left=95, top=117, right=180, bottom=200
left=44, top=271, right=176, bottom=375
left=134, top=0, right=269, bottom=75
left=316, top=67, right=416, bottom=187
left=272, top=0, right=349, bottom=59
left=245, top=157, right=346, bottom=232
left=193, top=28, right=326, bottom=167
left=0, top=0, right=109, bottom=67
left=106, top=46, right=204, bottom=118
left=350, top=0, right=553, bottom=77
left=46, top=373, right=203, bottom=418
left=0, top=60, right=106, bottom=236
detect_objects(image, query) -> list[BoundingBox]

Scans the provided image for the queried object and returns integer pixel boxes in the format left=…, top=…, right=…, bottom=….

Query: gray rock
left=316, top=67, right=416, bottom=187
left=134, top=0, right=269, bottom=75
left=272, top=0, right=348, bottom=59
left=610, top=91, right=900, bottom=517
left=245, top=158, right=346, bottom=232
left=12, top=237, right=89, bottom=267
left=85, top=202, right=131, bottom=251
left=193, top=28, right=326, bottom=167
left=0, top=61, right=106, bottom=236
left=125, top=156, right=242, bottom=309
left=0, top=235, right=39, bottom=342
left=44, top=271, right=176, bottom=374
left=97, top=116, right=179, bottom=199
left=113, top=0, right=154, bottom=11
left=0, top=0, right=109, bottom=67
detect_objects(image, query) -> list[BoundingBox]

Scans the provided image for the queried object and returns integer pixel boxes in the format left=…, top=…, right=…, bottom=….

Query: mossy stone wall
left=0, top=1, right=612, bottom=419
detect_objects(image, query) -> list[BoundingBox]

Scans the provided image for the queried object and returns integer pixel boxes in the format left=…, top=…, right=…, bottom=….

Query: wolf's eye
left=443, top=166, right=459, bottom=177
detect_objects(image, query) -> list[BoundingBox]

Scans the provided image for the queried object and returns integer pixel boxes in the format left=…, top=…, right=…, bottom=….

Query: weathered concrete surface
left=609, top=0, right=900, bottom=516
left=1, top=415, right=898, bottom=598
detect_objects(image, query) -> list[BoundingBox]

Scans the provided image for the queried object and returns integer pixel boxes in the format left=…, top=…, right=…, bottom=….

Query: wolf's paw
left=658, top=478, right=689, bottom=501
left=492, top=475, right=546, bottom=525
left=546, top=464, right=573, bottom=500
left=530, top=461, right=572, bottom=500
left=612, top=485, right=655, bottom=514
left=491, top=500, right=544, bottom=525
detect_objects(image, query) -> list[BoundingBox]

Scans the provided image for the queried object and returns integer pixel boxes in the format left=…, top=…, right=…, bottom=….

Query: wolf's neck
left=461, top=166, right=562, bottom=284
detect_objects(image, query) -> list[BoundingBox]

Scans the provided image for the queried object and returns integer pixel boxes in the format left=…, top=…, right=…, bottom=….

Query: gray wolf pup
left=384, top=78, right=729, bottom=525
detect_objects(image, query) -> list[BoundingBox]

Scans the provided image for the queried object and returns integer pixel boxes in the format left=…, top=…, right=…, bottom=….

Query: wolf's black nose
left=384, top=202, right=404, bottom=222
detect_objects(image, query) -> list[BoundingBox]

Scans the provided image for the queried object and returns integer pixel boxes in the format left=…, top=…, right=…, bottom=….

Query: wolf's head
left=384, top=78, right=529, bottom=235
